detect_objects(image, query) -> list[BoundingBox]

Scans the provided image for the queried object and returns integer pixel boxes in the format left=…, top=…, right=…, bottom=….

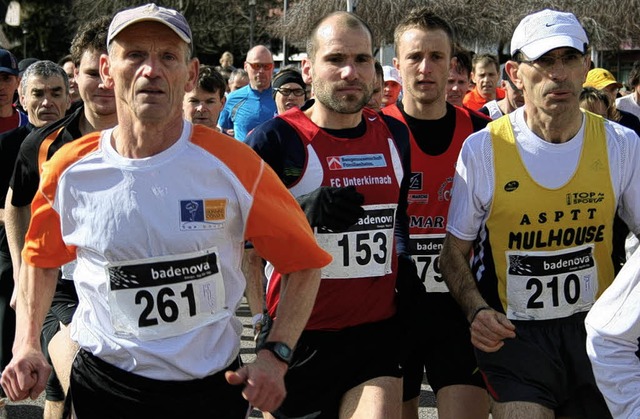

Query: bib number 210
left=526, top=274, right=580, bottom=309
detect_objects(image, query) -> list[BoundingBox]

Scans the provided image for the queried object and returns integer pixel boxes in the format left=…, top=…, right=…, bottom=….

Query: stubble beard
left=314, top=80, right=372, bottom=114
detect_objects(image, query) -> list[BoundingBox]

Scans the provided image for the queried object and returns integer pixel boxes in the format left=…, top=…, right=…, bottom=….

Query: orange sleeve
left=22, top=134, right=100, bottom=268
left=190, top=125, right=332, bottom=274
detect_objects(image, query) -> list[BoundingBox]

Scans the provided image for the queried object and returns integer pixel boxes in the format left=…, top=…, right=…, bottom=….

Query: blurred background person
left=228, top=68, right=249, bottom=93
left=579, top=86, right=612, bottom=118
left=446, top=47, right=472, bottom=108
left=271, top=67, right=306, bottom=115
left=218, top=45, right=276, bottom=141
left=367, top=61, right=385, bottom=112
left=57, top=54, right=82, bottom=110
left=463, top=53, right=504, bottom=110
left=217, top=50, right=235, bottom=72
left=616, top=61, right=640, bottom=120
left=382, top=65, right=402, bottom=108
left=479, top=67, right=525, bottom=119
left=584, top=68, right=640, bottom=136
left=183, top=65, right=227, bottom=130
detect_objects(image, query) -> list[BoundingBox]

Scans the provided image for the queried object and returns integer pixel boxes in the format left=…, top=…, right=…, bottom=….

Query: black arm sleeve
left=245, top=117, right=306, bottom=187
left=383, top=114, right=411, bottom=257
left=0, top=127, right=28, bottom=208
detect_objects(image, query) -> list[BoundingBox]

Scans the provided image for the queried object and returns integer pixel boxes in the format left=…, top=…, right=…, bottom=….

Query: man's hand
left=225, top=350, right=288, bottom=412
left=470, top=308, right=516, bottom=352
left=297, top=186, right=365, bottom=232
left=1, top=346, right=51, bottom=401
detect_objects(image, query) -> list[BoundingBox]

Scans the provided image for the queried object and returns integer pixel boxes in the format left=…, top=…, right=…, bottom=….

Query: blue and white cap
left=510, top=9, right=588, bottom=60
left=108, top=3, right=192, bottom=48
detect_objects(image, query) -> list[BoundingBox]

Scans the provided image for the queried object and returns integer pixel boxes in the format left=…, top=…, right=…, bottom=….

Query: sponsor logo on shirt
left=326, top=154, right=387, bottom=170
left=180, top=199, right=227, bottom=230
left=504, top=180, right=519, bottom=192
left=409, top=172, right=422, bottom=190
left=565, top=192, right=605, bottom=205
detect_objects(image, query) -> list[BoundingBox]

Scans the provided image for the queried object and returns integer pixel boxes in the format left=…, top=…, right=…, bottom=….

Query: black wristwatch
left=260, top=341, right=293, bottom=365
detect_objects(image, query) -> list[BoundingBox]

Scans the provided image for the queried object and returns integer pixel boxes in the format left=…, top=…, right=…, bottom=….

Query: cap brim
left=519, top=35, right=585, bottom=60
left=0, top=67, right=18, bottom=76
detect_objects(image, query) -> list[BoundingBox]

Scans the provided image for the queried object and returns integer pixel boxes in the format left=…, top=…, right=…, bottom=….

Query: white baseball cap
left=383, top=65, right=402, bottom=85
left=108, top=3, right=192, bottom=49
left=510, top=9, right=588, bottom=60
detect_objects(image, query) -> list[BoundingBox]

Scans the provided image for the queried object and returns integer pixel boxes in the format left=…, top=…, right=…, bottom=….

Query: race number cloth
left=315, top=204, right=396, bottom=279
left=383, top=105, right=473, bottom=293
left=107, top=248, right=226, bottom=341
left=485, top=113, right=615, bottom=320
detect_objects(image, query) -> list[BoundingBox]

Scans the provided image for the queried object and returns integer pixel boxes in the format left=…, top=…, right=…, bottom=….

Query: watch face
left=265, top=342, right=293, bottom=364
left=275, top=343, right=292, bottom=359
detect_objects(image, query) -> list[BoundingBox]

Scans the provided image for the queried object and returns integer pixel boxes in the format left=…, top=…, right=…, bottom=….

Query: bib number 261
left=135, top=283, right=196, bottom=327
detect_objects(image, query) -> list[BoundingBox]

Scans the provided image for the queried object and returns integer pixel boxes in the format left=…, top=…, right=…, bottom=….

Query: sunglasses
left=275, top=88, right=306, bottom=97
left=246, top=62, right=274, bottom=71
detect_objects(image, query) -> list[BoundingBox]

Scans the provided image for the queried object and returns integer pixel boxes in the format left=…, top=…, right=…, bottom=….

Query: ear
left=100, top=53, right=114, bottom=90
left=450, top=56, right=457, bottom=71
left=301, top=58, right=312, bottom=85
left=19, top=91, right=26, bottom=109
left=185, top=58, right=199, bottom=93
left=505, top=61, right=522, bottom=91
left=392, top=57, right=399, bottom=71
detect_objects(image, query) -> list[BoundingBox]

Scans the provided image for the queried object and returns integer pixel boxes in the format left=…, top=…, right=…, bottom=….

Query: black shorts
left=402, top=292, right=484, bottom=400
left=475, top=312, right=611, bottom=419
left=41, top=278, right=78, bottom=401
left=70, top=349, right=249, bottom=419
left=273, top=317, right=403, bottom=419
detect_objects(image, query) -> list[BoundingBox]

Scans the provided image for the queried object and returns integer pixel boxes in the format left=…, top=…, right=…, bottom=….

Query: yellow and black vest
left=475, top=112, right=615, bottom=321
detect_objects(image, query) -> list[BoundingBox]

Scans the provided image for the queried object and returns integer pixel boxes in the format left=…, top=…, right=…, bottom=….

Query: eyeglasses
left=275, top=88, right=306, bottom=97
left=246, top=62, right=274, bottom=71
left=519, top=52, right=585, bottom=72
left=505, top=77, right=522, bottom=93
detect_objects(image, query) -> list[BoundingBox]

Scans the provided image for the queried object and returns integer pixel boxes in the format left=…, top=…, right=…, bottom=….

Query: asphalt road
left=5, top=299, right=439, bottom=418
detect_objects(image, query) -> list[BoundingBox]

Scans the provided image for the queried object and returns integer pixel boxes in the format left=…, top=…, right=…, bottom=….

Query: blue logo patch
left=180, top=199, right=226, bottom=230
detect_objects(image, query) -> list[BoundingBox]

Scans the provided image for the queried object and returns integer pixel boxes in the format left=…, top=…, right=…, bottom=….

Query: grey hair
left=20, top=60, right=69, bottom=96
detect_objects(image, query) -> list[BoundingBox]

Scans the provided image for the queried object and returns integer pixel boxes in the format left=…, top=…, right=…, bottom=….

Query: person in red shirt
left=0, top=49, right=27, bottom=134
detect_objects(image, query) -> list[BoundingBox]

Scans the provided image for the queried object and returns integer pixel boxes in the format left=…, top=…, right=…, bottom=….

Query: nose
left=141, top=55, right=160, bottom=78
left=417, top=58, right=430, bottom=74
left=341, top=62, right=357, bottom=80
left=547, top=61, right=569, bottom=81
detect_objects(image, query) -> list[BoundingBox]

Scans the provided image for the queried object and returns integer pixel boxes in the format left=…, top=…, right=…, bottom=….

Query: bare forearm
left=440, top=233, right=488, bottom=321
left=267, top=268, right=321, bottom=348
left=242, top=248, right=265, bottom=317
left=5, top=190, right=31, bottom=278
left=15, top=264, right=58, bottom=350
